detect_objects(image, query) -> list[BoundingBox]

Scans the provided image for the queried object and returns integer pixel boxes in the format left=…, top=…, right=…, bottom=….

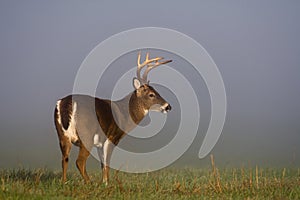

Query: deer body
left=54, top=53, right=172, bottom=185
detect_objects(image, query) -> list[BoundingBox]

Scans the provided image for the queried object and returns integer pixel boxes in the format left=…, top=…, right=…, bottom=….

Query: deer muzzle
left=161, top=103, right=172, bottom=114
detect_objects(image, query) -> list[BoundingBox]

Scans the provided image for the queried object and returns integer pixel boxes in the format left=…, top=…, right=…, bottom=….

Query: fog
left=0, top=1, right=299, bottom=170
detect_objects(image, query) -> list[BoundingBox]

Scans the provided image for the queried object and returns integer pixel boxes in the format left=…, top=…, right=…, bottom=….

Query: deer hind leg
left=102, top=139, right=114, bottom=185
left=76, top=144, right=91, bottom=183
left=59, top=137, right=72, bottom=183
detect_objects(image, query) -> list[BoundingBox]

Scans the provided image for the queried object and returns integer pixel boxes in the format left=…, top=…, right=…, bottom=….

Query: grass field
left=1, top=158, right=300, bottom=199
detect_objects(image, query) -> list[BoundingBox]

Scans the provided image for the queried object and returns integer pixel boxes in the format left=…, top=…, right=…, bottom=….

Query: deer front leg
left=102, top=139, right=114, bottom=185
left=97, top=146, right=104, bottom=169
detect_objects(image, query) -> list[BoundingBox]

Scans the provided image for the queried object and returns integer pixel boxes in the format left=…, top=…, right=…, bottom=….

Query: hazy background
left=0, top=1, right=299, bottom=170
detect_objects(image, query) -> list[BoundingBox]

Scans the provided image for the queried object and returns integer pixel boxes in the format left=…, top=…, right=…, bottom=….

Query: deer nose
left=165, top=104, right=172, bottom=112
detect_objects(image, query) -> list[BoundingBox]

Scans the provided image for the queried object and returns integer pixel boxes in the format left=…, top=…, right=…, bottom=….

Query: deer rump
left=55, top=94, right=127, bottom=149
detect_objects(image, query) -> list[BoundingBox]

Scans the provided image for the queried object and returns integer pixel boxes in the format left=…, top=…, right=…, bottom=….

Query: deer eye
left=149, top=93, right=155, bottom=98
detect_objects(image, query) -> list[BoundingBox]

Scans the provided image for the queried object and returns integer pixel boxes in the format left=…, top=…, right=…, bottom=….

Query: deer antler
left=142, top=59, right=172, bottom=82
left=136, top=52, right=172, bottom=84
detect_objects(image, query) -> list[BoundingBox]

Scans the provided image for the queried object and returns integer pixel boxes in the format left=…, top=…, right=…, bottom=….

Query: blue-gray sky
left=0, top=1, right=299, bottom=169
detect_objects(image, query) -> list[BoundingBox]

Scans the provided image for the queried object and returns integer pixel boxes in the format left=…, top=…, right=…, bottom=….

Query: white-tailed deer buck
left=54, top=52, right=172, bottom=185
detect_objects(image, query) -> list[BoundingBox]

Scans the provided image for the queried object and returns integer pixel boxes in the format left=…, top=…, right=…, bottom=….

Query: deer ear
left=133, top=78, right=141, bottom=90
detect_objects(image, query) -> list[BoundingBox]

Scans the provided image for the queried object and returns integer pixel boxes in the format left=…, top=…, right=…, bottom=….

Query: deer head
left=132, top=52, right=172, bottom=114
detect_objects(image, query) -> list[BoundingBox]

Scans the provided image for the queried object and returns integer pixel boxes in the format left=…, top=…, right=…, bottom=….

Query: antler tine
left=136, top=52, right=164, bottom=82
left=136, top=51, right=142, bottom=80
left=142, top=59, right=172, bottom=82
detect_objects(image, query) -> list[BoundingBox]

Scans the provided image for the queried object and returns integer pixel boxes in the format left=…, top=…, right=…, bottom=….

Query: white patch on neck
left=144, top=109, right=149, bottom=115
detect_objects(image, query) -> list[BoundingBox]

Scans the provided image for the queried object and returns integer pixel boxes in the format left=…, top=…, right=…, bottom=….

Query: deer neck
left=128, top=91, right=147, bottom=124
left=113, top=91, right=147, bottom=131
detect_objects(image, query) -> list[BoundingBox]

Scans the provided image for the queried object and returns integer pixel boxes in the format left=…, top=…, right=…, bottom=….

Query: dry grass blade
left=210, top=154, right=222, bottom=193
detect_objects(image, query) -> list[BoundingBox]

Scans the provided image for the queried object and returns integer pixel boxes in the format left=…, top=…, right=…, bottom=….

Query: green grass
left=0, top=165, right=299, bottom=199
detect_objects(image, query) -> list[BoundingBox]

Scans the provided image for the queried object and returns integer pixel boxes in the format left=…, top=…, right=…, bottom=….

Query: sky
left=0, top=1, right=299, bottom=170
